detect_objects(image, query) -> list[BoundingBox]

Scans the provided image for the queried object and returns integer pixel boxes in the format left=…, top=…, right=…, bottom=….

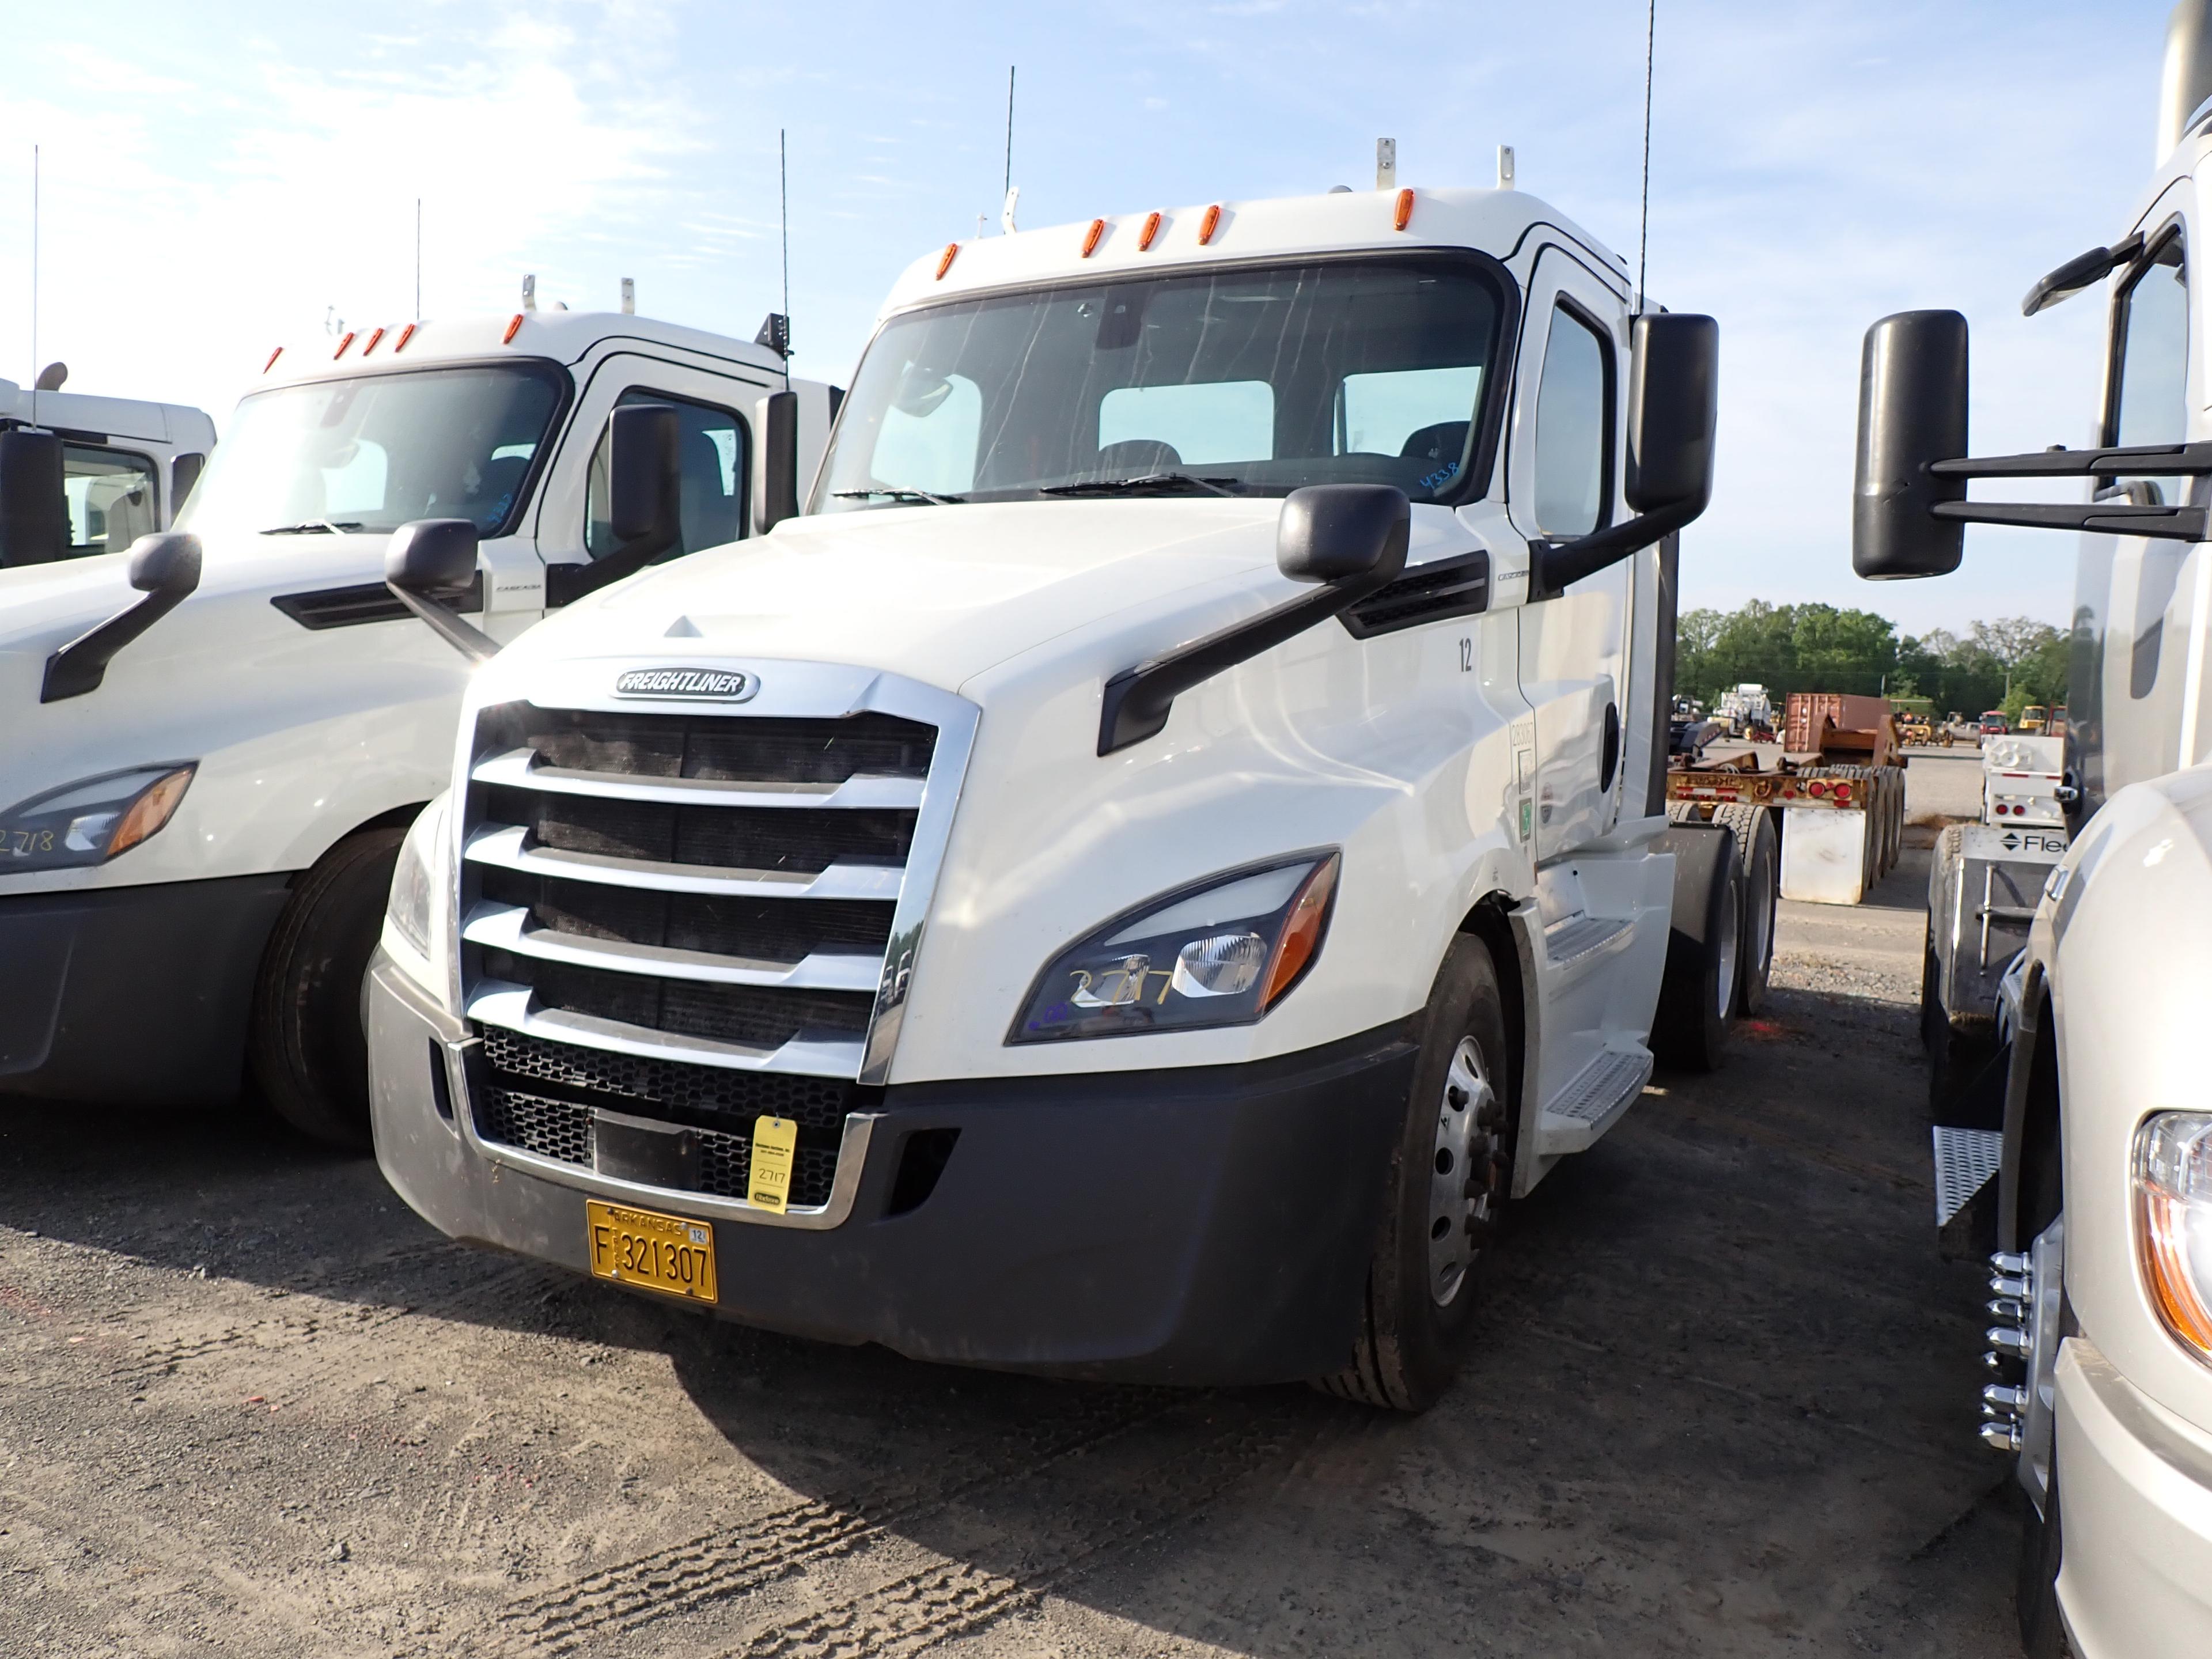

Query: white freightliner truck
left=0, top=306, right=832, bottom=1143
left=365, top=173, right=1766, bottom=1410
left=0, top=372, right=218, bottom=561
left=1853, top=5, right=2212, bottom=1650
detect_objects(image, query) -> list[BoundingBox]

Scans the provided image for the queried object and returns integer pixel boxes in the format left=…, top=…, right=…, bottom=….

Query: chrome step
left=1932, top=1125, right=2003, bottom=1227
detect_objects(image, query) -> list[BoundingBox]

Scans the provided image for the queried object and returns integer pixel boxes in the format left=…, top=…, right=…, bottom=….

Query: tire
left=1712, top=804, right=1777, bottom=1016
left=247, top=828, right=406, bottom=1150
left=1653, top=825, right=1743, bottom=1072
left=2016, top=1440, right=2066, bottom=1658
left=1314, top=935, right=1513, bottom=1412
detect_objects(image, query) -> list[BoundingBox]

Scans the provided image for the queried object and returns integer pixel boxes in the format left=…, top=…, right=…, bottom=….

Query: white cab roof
left=256, top=311, right=794, bottom=389
left=878, top=185, right=1630, bottom=319
left=0, top=376, right=216, bottom=450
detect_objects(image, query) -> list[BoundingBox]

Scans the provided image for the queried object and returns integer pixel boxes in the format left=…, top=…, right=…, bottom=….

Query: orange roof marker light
left=1198, top=203, right=1222, bottom=246
left=935, top=242, right=960, bottom=280
left=332, top=330, right=356, bottom=360
left=1081, top=218, right=1105, bottom=258
left=502, top=313, right=525, bottom=344
left=362, top=326, right=385, bottom=355
left=1138, top=211, right=1162, bottom=252
left=1393, top=188, right=1414, bottom=232
left=393, top=323, right=417, bottom=353
left=262, top=346, right=283, bottom=374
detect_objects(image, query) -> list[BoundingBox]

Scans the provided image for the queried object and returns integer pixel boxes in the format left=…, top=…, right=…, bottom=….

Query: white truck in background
left=365, top=169, right=1774, bottom=1410
left=0, top=369, right=217, bottom=562
left=0, top=302, right=834, bottom=1146
left=1854, top=5, right=2212, bottom=1650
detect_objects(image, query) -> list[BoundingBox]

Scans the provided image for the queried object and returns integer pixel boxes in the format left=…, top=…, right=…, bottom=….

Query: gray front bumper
left=367, top=949, right=1417, bottom=1384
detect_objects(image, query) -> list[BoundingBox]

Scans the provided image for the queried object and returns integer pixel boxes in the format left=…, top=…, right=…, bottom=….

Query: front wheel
left=1315, top=935, right=1514, bottom=1413
left=247, top=828, right=406, bottom=1150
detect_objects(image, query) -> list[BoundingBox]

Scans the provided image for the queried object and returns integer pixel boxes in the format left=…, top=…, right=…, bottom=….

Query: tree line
left=1676, top=601, right=2069, bottom=721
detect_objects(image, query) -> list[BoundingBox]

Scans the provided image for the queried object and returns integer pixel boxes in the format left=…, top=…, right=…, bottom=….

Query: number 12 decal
left=1458, top=637, right=1473, bottom=673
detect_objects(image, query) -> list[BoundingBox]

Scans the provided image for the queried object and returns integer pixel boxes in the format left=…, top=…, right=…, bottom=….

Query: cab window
left=586, top=391, right=748, bottom=559
left=1531, top=303, right=1613, bottom=539
left=2110, top=233, right=2188, bottom=453
left=62, top=444, right=159, bottom=556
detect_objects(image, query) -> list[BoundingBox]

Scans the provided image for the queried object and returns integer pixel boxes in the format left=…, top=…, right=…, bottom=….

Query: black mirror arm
left=1531, top=496, right=1702, bottom=601
left=1098, top=565, right=1398, bottom=755
left=544, top=523, right=681, bottom=608
left=1930, top=499, right=2209, bottom=541
left=1931, top=438, right=2212, bottom=479
left=387, top=583, right=501, bottom=662
left=41, top=585, right=192, bottom=702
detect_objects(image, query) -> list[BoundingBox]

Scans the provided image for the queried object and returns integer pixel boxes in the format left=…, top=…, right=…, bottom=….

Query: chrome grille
left=454, top=667, right=975, bottom=1219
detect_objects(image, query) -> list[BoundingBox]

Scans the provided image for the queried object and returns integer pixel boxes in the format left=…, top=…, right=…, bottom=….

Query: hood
left=510, top=498, right=1294, bottom=694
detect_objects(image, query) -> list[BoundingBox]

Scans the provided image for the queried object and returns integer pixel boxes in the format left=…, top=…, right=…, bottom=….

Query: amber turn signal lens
left=1261, top=854, right=1340, bottom=1009
left=2137, top=1113, right=2212, bottom=1365
left=107, top=767, right=195, bottom=859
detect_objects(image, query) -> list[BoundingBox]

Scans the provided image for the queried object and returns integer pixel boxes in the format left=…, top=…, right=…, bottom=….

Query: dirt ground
left=0, top=749, right=2024, bottom=1659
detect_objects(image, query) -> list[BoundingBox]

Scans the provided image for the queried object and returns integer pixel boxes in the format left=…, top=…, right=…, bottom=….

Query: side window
left=62, top=445, right=159, bottom=557
left=2111, top=233, right=2188, bottom=454
left=586, top=391, right=747, bottom=559
left=1531, top=303, right=1613, bottom=538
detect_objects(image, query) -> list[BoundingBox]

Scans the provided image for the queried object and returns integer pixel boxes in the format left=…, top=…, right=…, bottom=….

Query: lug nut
left=1990, top=1252, right=2029, bottom=1276
left=1987, top=1325, right=2031, bottom=1358
left=1989, top=1274, right=2031, bottom=1302
left=1987, top=1297, right=2025, bottom=1323
left=1982, top=1350, right=2013, bottom=1374
left=1982, top=1382, right=2029, bottom=1415
left=1979, top=1419, right=2024, bottom=1452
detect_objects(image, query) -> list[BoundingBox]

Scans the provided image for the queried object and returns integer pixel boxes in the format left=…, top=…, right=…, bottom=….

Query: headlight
left=0, top=764, right=195, bottom=872
left=2135, top=1111, right=2212, bottom=1365
left=1009, top=851, right=1339, bottom=1044
left=384, top=793, right=449, bottom=980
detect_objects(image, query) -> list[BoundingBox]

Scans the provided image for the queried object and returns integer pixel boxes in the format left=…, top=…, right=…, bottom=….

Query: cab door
left=528, top=351, right=776, bottom=608
left=1506, top=245, right=1634, bottom=860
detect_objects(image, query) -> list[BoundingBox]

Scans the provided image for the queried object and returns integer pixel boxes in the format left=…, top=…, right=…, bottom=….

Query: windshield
left=177, top=363, right=567, bottom=539
left=815, top=254, right=1505, bottom=510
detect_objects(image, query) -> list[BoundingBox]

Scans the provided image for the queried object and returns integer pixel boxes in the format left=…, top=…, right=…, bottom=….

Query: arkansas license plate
left=585, top=1199, right=718, bottom=1304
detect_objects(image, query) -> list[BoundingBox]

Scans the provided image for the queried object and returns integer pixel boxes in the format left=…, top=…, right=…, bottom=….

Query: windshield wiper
left=261, top=520, right=366, bottom=536
left=832, top=487, right=961, bottom=507
left=1037, top=473, right=1242, bottom=498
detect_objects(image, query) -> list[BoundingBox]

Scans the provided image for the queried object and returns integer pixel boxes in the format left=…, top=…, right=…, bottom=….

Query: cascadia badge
left=612, top=666, right=757, bottom=701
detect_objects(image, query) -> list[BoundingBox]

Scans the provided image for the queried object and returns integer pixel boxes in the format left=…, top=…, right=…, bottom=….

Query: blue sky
left=0, top=1, right=2178, bottom=635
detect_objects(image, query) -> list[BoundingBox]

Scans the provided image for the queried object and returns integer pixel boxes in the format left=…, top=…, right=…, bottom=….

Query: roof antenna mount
left=1376, top=137, right=1396, bottom=191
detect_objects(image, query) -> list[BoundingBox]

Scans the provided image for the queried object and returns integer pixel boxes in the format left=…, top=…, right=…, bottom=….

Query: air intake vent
left=1339, top=550, right=1490, bottom=638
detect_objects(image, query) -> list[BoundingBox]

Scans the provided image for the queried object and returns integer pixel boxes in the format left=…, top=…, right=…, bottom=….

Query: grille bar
left=472, top=748, right=927, bottom=810
left=464, top=824, right=906, bottom=899
left=463, top=902, right=884, bottom=991
left=469, top=982, right=870, bottom=1076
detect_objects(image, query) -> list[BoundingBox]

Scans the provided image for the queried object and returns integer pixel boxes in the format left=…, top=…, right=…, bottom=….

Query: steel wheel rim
left=1745, top=851, right=1773, bottom=984
left=1713, top=876, right=1740, bottom=1021
left=1427, top=1036, right=1496, bottom=1308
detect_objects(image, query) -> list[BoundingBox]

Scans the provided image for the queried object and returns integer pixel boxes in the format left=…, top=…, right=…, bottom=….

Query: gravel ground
left=0, top=754, right=2023, bottom=1659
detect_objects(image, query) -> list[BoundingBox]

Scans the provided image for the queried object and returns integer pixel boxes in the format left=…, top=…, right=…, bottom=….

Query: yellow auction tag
left=748, top=1116, right=798, bottom=1213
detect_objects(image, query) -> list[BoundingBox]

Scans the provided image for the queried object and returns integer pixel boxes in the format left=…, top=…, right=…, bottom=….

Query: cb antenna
left=779, top=128, right=791, bottom=388
left=1000, top=66, right=1019, bottom=234
left=1635, top=0, right=1655, bottom=316
left=29, top=143, right=39, bottom=427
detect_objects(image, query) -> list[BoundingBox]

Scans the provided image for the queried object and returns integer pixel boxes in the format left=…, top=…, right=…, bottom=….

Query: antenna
left=779, top=127, right=791, bottom=388
left=29, top=143, right=38, bottom=427
left=1636, top=0, right=1656, bottom=315
left=415, top=197, right=422, bottom=319
left=1004, top=67, right=1015, bottom=201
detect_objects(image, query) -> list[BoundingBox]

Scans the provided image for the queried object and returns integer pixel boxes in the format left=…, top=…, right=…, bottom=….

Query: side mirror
left=386, top=518, right=498, bottom=661
left=171, top=452, right=207, bottom=512
left=1097, top=484, right=1411, bottom=753
left=547, top=403, right=682, bottom=608
left=1534, top=313, right=1718, bottom=596
left=41, top=532, right=203, bottom=702
left=757, top=389, right=799, bottom=533
left=1276, top=482, right=1411, bottom=583
left=0, top=428, right=69, bottom=567
left=1853, top=310, right=1968, bottom=579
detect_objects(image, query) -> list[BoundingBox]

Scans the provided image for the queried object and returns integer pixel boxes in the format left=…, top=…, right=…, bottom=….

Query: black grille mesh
left=481, top=705, right=936, bottom=784
left=477, top=1026, right=865, bottom=1132
left=485, top=786, right=914, bottom=874
left=477, top=1086, right=593, bottom=1166
left=696, top=1132, right=839, bottom=1207
left=478, top=866, right=893, bottom=963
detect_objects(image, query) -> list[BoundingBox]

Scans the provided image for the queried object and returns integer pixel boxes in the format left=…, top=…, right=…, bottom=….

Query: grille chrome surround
left=456, top=659, right=976, bottom=1089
